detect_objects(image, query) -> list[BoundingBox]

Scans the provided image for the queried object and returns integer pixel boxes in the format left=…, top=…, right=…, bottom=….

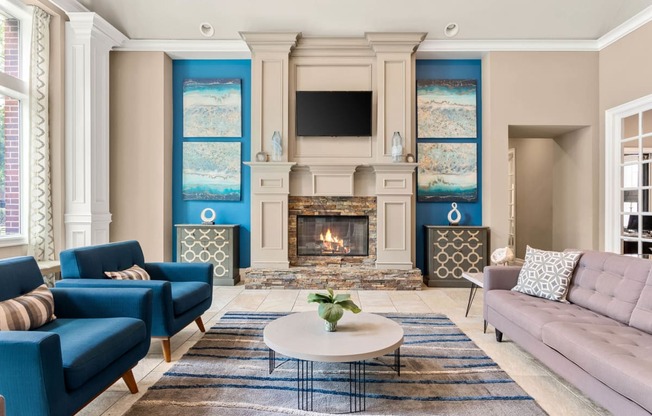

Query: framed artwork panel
left=182, top=141, right=241, bottom=201
left=417, top=79, right=477, bottom=138
left=183, top=79, right=242, bottom=137
left=418, top=142, right=477, bottom=202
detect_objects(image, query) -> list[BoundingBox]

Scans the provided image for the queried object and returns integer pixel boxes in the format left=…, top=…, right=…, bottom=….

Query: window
left=0, top=2, right=30, bottom=245
left=605, top=95, right=652, bottom=257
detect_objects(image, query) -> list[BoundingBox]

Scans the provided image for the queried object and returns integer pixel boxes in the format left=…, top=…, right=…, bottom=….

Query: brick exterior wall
left=2, top=18, right=21, bottom=235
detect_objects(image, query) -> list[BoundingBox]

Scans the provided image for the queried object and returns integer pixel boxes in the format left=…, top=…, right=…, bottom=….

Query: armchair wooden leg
left=195, top=317, right=206, bottom=333
left=122, top=369, right=138, bottom=394
left=161, top=338, right=172, bottom=362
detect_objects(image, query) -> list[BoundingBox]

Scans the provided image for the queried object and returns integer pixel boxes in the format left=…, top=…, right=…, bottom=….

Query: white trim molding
left=115, top=39, right=251, bottom=59
left=597, top=5, right=652, bottom=49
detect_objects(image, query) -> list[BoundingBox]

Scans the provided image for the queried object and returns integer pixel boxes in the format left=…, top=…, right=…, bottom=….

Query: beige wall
left=507, top=138, right=554, bottom=258
left=599, top=21, right=652, bottom=249
left=109, top=51, right=173, bottom=261
left=483, top=51, right=599, bottom=252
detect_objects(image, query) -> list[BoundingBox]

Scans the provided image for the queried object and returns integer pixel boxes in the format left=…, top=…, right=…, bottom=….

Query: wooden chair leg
left=195, top=317, right=206, bottom=333
left=161, top=338, right=172, bottom=362
left=122, top=369, right=138, bottom=394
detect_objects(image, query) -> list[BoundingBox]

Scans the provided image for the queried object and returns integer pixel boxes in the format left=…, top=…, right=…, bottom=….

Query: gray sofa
left=484, top=251, right=652, bottom=415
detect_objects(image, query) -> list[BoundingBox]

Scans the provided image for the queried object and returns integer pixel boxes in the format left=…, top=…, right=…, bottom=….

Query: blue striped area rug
left=126, top=312, right=546, bottom=415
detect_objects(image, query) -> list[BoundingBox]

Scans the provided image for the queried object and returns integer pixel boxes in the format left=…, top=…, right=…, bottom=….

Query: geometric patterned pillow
left=512, top=246, right=582, bottom=302
left=104, top=264, right=150, bottom=280
left=0, top=284, right=56, bottom=331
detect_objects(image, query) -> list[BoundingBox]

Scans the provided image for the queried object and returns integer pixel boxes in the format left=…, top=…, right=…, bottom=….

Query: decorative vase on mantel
left=307, top=288, right=362, bottom=332
left=271, top=131, right=282, bottom=162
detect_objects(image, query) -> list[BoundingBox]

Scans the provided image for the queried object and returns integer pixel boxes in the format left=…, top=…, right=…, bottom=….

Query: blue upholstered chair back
left=0, top=257, right=44, bottom=302
left=60, top=240, right=146, bottom=279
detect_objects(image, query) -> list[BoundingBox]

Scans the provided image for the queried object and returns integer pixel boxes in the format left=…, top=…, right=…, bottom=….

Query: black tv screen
left=296, top=91, right=372, bottom=137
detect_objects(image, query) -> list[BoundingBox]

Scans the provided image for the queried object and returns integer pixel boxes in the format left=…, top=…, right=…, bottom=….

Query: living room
left=0, top=0, right=651, bottom=415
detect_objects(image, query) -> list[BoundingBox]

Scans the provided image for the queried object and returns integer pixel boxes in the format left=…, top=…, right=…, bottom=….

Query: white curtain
left=28, top=7, right=54, bottom=283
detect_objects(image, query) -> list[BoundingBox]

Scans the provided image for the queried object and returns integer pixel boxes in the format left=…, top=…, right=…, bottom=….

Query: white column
left=63, top=13, right=126, bottom=248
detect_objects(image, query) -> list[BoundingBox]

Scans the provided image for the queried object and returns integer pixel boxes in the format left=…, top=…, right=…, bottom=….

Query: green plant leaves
left=333, top=294, right=351, bottom=303
left=318, top=303, right=344, bottom=323
left=337, top=299, right=362, bottom=313
left=307, top=293, right=331, bottom=304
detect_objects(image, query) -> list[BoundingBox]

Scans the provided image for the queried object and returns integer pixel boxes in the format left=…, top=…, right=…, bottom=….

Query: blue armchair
left=58, top=240, right=213, bottom=362
left=0, top=256, right=152, bottom=416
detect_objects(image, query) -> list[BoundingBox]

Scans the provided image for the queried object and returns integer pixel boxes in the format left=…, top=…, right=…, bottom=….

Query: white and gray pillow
left=512, top=246, right=581, bottom=302
left=0, top=284, right=56, bottom=331
left=104, top=264, right=151, bottom=280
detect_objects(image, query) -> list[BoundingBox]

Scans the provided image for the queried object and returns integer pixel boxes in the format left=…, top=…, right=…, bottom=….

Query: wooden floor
left=80, top=286, right=609, bottom=416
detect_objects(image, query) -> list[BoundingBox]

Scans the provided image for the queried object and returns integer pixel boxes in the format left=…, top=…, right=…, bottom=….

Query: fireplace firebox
left=297, top=215, right=369, bottom=256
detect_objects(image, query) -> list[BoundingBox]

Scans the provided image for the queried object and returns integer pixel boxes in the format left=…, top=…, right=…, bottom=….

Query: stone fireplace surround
left=240, top=32, right=426, bottom=290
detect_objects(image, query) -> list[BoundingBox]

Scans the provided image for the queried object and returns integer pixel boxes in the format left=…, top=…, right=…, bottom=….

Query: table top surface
left=263, top=311, right=404, bottom=362
left=461, top=272, right=484, bottom=287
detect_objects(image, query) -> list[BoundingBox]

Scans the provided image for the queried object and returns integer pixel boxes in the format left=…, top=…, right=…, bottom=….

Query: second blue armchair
left=58, top=240, right=213, bottom=361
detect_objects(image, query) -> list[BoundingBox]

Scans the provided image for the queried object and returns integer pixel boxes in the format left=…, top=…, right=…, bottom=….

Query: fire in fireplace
left=297, top=215, right=369, bottom=256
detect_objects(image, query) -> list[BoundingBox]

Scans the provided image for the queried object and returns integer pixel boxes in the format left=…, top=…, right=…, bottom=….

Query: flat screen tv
left=296, top=91, right=372, bottom=137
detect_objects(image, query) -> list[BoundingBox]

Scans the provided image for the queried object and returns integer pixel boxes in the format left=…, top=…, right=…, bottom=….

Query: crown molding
left=416, top=39, right=598, bottom=58
left=115, top=39, right=251, bottom=59
left=50, top=0, right=89, bottom=13
left=597, top=5, right=652, bottom=49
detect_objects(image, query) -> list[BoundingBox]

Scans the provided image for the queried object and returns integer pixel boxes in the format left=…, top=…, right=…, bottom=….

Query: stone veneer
left=289, top=196, right=377, bottom=267
left=243, top=267, right=423, bottom=290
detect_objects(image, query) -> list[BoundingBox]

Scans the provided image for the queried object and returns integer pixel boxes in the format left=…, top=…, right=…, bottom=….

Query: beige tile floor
left=80, top=286, right=610, bottom=416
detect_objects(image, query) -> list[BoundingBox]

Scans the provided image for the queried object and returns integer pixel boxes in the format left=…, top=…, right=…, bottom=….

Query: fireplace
left=297, top=215, right=369, bottom=257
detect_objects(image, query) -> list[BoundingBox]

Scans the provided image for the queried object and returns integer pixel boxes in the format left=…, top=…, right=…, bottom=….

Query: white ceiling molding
left=115, top=40, right=251, bottom=59
left=50, top=0, right=90, bottom=13
left=597, top=5, right=652, bottom=49
left=416, top=39, right=598, bottom=58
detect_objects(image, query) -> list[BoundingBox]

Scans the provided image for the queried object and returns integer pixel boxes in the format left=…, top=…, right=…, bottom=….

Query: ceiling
left=76, top=0, right=652, bottom=41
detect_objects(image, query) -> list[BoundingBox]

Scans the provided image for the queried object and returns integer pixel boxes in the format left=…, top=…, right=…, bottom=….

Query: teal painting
left=183, top=79, right=241, bottom=137
left=183, top=142, right=241, bottom=201
left=418, top=142, right=477, bottom=202
left=417, top=79, right=477, bottom=138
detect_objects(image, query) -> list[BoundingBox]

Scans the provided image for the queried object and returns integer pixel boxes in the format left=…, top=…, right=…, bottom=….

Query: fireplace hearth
left=297, top=215, right=369, bottom=256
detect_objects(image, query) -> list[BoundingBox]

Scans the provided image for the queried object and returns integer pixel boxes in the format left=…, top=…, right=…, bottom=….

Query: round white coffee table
left=263, top=312, right=404, bottom=413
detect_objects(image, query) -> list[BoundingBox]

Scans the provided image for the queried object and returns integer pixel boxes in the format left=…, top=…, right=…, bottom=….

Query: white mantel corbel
left=61, top=11, right=127, bottom=247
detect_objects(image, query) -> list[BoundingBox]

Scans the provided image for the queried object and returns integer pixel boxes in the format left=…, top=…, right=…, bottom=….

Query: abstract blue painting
left=417, top=142, right=477, bottom=202
left=417, top=79, right=477, bottom=138
left=182, top=142, right=241, bottom=201
left=183, top=79, right=241, bottom=137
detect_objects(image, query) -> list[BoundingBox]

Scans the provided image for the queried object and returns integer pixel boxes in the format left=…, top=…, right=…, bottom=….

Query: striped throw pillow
left=104, top=264, right=150, bottom=280
left=0, top=284, right=56, bottom=331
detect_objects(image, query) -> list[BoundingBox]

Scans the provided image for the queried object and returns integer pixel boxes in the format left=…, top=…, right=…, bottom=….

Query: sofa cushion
left=38, top=317, right=146, bottom=391
left=171, top=282, right=211, bottom=317
left=486, top=290, right=622, bottom=340
left=512, top=246, right=581, bottom=301
left=104, top=264, right=151, bottom=281
left=630, top=271, right=652, bottom=334
left=567, top=251, right=650, bottom=324
left=542, top=322, right=652, bottom=413
left=0, top=284, right=56, bottom=331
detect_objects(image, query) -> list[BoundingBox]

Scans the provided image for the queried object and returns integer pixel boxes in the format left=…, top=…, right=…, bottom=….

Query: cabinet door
left=179, top=227, right=233, bottom=279
left=428, top=228, right=487, bottom=285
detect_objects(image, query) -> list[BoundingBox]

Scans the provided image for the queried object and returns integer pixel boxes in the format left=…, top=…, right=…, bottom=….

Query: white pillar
left=63, top=13, right=126, bottom=247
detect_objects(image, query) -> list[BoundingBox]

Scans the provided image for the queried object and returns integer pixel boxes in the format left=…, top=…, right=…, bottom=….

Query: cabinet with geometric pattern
left=176, top=224, right=240, bottom=286
left=424, top=226, right=489, bottom=287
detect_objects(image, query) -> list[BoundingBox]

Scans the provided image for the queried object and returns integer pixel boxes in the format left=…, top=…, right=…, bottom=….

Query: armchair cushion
left=38, top=317, right=147, bottom=391
left=105, top=264, right=151, bottom=280
left=0, top=284, right=56, bottom=330
left=172, top=282, right=211, bottom=317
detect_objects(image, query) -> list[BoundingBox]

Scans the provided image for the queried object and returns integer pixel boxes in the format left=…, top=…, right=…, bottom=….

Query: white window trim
left=0, top=0, right=32, bottom=247
left=605, top=93, right=652, bottom=253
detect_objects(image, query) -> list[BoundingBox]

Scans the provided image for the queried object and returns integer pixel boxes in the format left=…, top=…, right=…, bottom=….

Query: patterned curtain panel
left=28, top=7, right=55, bottom=278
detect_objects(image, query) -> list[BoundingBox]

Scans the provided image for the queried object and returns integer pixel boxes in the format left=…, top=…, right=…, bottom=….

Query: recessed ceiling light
left=444, top=22, right=459, bottom=38
left=199, top=22, right=214, bottom=38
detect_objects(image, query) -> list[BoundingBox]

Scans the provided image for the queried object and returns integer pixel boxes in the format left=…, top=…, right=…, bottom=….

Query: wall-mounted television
left=296, top=91, right=372, bottom=137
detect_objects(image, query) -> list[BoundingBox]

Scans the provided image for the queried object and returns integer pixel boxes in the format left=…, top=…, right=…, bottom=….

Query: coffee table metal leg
left=268, top=348, right=275, bottom=374
left=465, top=283, right=478, bottom=317
left=394, top=347, right=401, bottom=376
left=349, top=361, right=366, bottom=413
left=297, top=359, right=313, bottom=411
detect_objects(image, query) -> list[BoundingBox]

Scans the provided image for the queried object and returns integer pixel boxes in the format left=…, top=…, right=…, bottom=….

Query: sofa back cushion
left=60, top=240, right=146, bottom=280
left=0, top=257, right=47, bottom=302
left=630, top=273, right=652, bottom=334
left=567, top=251, right=650, bottom=324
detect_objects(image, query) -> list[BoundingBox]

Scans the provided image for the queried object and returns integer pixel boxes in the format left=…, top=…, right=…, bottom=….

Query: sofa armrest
left=144, top=262, right=213, bottom=285
left=0, top=332, right=66, bottom=415
left=483, top=266, right=521, bottom=291
left=51, top=288, right=153, bottom=338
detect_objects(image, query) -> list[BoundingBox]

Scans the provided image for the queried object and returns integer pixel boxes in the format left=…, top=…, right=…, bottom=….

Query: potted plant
left=307, top=288, right=362, bottom=332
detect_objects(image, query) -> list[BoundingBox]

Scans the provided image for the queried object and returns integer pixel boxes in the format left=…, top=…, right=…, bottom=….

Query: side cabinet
left=176, top=224, right=240, bottom=286
left=424, top=226, right=489, bottom=287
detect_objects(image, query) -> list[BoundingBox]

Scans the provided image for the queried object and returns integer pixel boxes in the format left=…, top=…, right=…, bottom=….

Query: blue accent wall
left=172, top=60, right=252, bottom=266
left=415, top=60, right=483, bottom=272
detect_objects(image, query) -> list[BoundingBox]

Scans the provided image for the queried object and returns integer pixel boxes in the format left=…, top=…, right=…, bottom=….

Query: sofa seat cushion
left=171, top=282, right=211, bottom=317
left=38, top=317, right=146, bottom=391
left=486, top=290, right=623, bottom=340
left=542, top=322, right=652, bottom=413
